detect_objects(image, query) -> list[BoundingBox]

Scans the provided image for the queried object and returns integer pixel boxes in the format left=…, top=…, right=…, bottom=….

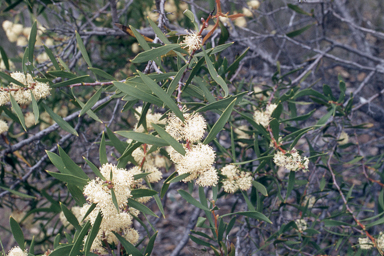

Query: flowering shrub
left=1, top=0, right=384, bottom=256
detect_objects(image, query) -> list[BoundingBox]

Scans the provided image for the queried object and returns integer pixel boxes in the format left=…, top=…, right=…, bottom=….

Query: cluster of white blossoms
left=234, top=125, right=251, bottom=147
left=273, top=148, right=309, bottom=172
left=133, top=106, right=166, bottom=133
left=0, top=119, right=9, bottom=134
left=253, top=103, right=277, bottom=128
left=166, top=111, right=218, bottom=187
left=0, top=72, right=51, bottom=106
left=302, top=195, right=316, bottom=208
left=338, top=131, right=349, bottom=145
left=359, top=237, right=373, bottom=250
left=6, top=246, right=28, bottom=256
left=2, top=20, right=49, bottom=47
left=295, top=219, right=308, bottom=232
left=79, top=164, right=139, bottom=254
left=378, top=232, right=384, bottom=250
left=221, top=164, right=253, bottom=193
left=181, top=31, right=202, bottom=53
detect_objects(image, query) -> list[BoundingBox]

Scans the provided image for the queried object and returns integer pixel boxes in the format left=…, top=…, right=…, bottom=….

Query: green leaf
left=220, top=211, right=272, bottom=224
left=0, top=72, right=25, bottom=87
left=10, top=217, right=25, bottom=250
left=127, top=199, right=158, bottom=217
left=114, top=232, right=143, bottom=256
left=60, top=203, right=81, bottom=230
left=269, top=119, right=279, bottom=141
left=84, top=211, right=102, bottom=256
left=203, top=98, right=236, bottom=144
left=152, top=123, right=185, bottom=155
left=74, top=97, right=102, bottom=123
left=47, top=172, right=89, bottom=187
left=48, top=70, right=76, bottom=79
left=42, top=103, right=78, bottom=136
left=68, top=184, right=86, bottom=206
left=113, top=81, right=163, bottom=106
left=51, top=75, right=90, bottom=88
left=178, top=190, right=210, bottom=211
left=148, top=19, right=171, bottom=44
left=287, top=4, right=312, bottom=16
left=43, top=45, right=60, bottom=70
left=50, top=244, right=73, bottom=256
left=89, top=67, right=116, bottom=81
left=287, top=23, right=314, bottom=38
left=79, top=87, right=102, bottom=116
left=9, top=94, right=26, bottom=131
left=131, top=44, right=181, bottom=63
left=252, top=181, right=268, bottom=196
left=58, top=146, right=89, bottom=180
left=99, top=132, right=107, bottom=165
left=138, top=71, right=184, bottom=121
left=144, top=232, right=158, bottom=256
left=286, top=171, right=296, bottom=201
left=69, top=221, right=91, bottom=256
left=0, top=46, right=10, bottom=70
left=225, top=48, right=249, bottom=79
left=316, top=105, right=335, bottom=126
left=129, top=26, right=150, bottom=51
left=30, top=92, right=39, bottom=125
left=323, top=219, right=351, bottom=227
left=203, top=48, right=228, bottom=97
left=75, top=31, right=92, bottom=67
left=110, top=188, right=120, bottom=213
left=81, top=203, right=96, bottom=222
left=167, top=64, right=188, bottom=95
left=105, top=127, right=126, bottom=154
left=28, top=21, right=37, bottom=63
left=197, top=94, right=246, bottom=113
left=115, top=131, right=169, bottom=147
left=46, top=151, right=70, bottom=174
left=0, top=185, right=35, bottom=199
left=83, top=157, right=104, bottom=180
left=131, top=189, right=157, bottom=198
left=160, top=172, right=177, bottom=198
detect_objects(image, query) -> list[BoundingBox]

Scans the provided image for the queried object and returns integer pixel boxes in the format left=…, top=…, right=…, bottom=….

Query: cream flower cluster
left=6, top=246, right=27, bottom=256
left=131, top=146, right=168, bottom=184
left=2, top=20, right=46, bottom=47
left=81, top=163, right=139, bottom=254
left=378, top=232, right=384, bottom=250
left=302, top=195, right=316, bottom=208
left=234, top=125, right=251, bottom=147
left=221, top=164, right=253, bottom=193
left=59, top=206, right=82, bottom=230
left=134, top=106, right=166, bottom=133
left=338, top=131, right=349, bottom=145
left=295, top=219, right=308, bottom=232
left=165, top=112, right=207, bottom=143
left=253, top=103, right=277, bottom=128
left=359, top=237, right=373, bottom=250
left=273, top=148, right=309, bottom=172
left=0, top=72, right=51, bottom=106
left=166, top=112, right=218, bottom=187
left=181, top=31, right=202, bottom=53
left=0, top=119, right=9, bottom=134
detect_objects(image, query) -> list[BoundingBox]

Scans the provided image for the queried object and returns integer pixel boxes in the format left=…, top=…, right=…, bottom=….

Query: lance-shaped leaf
left=58, top=145, right=89, bottom=179
left=60, top=203, right=81, bottom=230
left=287, top=4, right=312, bottom=16
left=69, top=221, right=91, bottom=256
left=144, top=232, right=158, bottom=256
left=30, top=92, right=39, bottom=124
left=152, top=123, right=185, bottom=156
left=131, top=44, right=181, bottom=63
left=0, top=72, right=25, bottom=87
left=106, top=127, right=126, bottom=154
left=114, top=81, right=163, bottom=106
left=42, top=103, right=78, bottom=136
left=203, top=48, right=229, bottom=97
left=9, top=94, right=26, bottom=131
left=99, top=132, right=107, bottom=165
left=115, top=131, right=169, bottom=147
left=43, top=45, right=60, bottom=70
left=203, top=98, right=236, bottom=144
left=220, top=211, right=272, bottom=224
left=286, top=171, right=296, bottom=201
left=138, top=71, right=184, bottom=121
left=84, top=211, right=102, bottom=255
left=89, top=67, right=116, bottom=81
left=48, top=172, right=89, bottom=187
left=51, top=75, right=90, bottom=88
left=79, top=87, right=102, bottom=116
left=114, top=232, right=143, bottom=256
left=131, top=189, right=158, bottom=198
left=287, top=23, right=315, bottom=38
left=252, top=181, right=268, bottom=196
left=28, top=21, right=37, bottom=63
left=0, top=185, right=35, bottom=199
left=167, top=64, right=188, bottom=95
left=10, top=217, right=25, bottom=250
left=0, top=46, right=9, bottom=70
left=75, top=31, right=92, bottom=67
left=178, top=190, right=210, bottom=211
left=127, top=199, right=158, bottom=217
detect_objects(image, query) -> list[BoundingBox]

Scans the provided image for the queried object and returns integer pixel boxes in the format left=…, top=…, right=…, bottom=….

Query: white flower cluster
left=81, top=164, right=139, bottom=254
left=2, top=20, right=47, bottom=47
left=59, top=206, right=82, bottom=230
left=0, top=120, right=8, bottom=134
left=302, top=195, right=316, bottom=208
left=133, top=106, right=166, bottom=133
left=221, top=164, right=253, bottom=193
left=295, top=219, right=308, bottom=232
left=359, top=237, right=373, bottom=250
left=0, top=72, right=51, bottom=106
left=166, top=112, right=218, bottom=187
left=6, top=247, right=27, bottom=256
left=273, top=148, right=309, bottom=172
left=253, top=103, right=277, bottom=128
left=234, top=125, right=251, bottom=147
left=338, top=131, right=349, bottom=145
left=378, top=232, right=384, bottom=250
left=181, top=31, right=202, bottom=53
